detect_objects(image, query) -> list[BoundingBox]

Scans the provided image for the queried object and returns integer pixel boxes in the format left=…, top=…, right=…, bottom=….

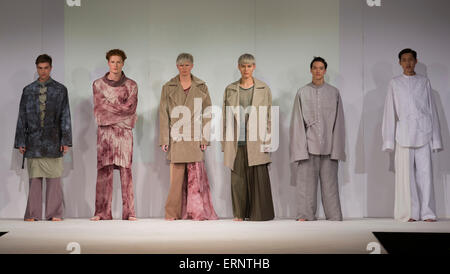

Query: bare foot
left=408, top=218, right=417, bottom=222
left=51, top=218, right=62, bottom=221
left=165, top=217, right=176, bottom=221
left=233, top=218, right=243, bottom=221
left=128, top=217, right=137, bottom=221
left=24, top=218, right=35, bottom=222
left=90, top=216, right=101, bottom=221
left=297, top=218, right=307, bottom=222
left=424, top=219, right=436, bottom=222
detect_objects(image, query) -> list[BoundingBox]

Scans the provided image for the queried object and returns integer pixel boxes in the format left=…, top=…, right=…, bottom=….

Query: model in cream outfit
left=382, top=48, right=442, bottom=222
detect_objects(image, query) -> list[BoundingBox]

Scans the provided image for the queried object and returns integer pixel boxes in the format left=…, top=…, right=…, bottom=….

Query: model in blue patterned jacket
left=14, top=54, right=72, bottom=222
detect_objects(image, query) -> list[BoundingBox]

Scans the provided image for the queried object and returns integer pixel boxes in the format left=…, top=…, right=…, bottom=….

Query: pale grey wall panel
left=339, top=0, right=365, bottom=218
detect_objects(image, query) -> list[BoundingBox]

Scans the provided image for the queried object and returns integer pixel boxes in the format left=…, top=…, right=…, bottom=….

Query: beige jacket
left=221, top=78, right=272, bottom=170
left=289, top=82, right=346, bottom=163
left=159, top=75, right=211, bottom=163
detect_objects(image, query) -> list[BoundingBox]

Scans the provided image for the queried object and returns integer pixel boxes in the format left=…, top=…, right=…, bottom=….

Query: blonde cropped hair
left=238, top=53, right=255, bottom=65
left=176, top=53, right=194, bottom=65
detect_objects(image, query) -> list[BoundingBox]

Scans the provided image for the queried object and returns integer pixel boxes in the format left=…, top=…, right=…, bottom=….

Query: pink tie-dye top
left=93, top=72, right=138, bottom=128
left=93, top=72, right=138, bottom=169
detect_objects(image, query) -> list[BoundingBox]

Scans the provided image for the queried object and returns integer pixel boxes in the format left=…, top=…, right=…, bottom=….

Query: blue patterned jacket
left=14, top=78, right=72, bottom=158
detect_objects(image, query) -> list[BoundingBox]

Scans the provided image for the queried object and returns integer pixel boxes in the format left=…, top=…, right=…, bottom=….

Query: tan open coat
left=221, top=78, right=272, bottom=170
left=159, top=75, right=211, bottom=163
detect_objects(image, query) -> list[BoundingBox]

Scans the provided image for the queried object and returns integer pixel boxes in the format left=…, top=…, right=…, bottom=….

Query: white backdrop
left=1, top=0, right=449, bottom=219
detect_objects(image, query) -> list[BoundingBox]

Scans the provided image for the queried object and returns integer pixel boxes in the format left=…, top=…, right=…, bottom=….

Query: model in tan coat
left=221, top=53, right=274, bottom=221
left=159, top=53, right=217, bottom=221
left=159, top=77, right=211, bottom=162
left=221, top=77, right=272, bottom=169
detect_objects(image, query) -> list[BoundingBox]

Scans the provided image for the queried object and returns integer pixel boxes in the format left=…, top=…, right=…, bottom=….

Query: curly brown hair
left=106, top=49, right=127, bottom=62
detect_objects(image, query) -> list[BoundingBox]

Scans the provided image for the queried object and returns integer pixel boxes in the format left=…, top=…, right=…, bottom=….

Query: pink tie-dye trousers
left=181, top=162, right=218, bottom=221
left=94, top=165, right=136, bottom=220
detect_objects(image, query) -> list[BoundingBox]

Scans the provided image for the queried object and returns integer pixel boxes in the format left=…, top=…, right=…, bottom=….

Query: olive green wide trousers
left=231, top=145, right=274, bottom=221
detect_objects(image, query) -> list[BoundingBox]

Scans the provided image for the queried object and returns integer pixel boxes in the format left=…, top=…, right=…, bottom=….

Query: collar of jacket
left=102, top=71, right=127, bottom=87
left=307, top=81, right=327, bottom=89
left=167, top=74, right=206, bottom=108
left=35, top=77, right=53, bottom=87
left=401, top=73, right=421, bottom=80
left=31, top=78, right=55, bottom=95
left=167, top=74, right=205, bottom=87
left=228, top=77, right=266, bottom=92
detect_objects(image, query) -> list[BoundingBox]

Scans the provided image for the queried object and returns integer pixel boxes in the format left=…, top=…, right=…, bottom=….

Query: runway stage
left=0, top=218, right=449, bottom=254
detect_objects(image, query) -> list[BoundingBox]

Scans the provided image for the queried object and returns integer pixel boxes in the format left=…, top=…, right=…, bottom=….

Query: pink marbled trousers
left=165, top=162, right=218, bottom=220
left=94, top=165, right=136, bottom=220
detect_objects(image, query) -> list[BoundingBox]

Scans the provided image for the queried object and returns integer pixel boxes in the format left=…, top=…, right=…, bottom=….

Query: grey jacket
left=14, top=78, right=72, bottom=158
left=289, top=82, right=346, bottom=162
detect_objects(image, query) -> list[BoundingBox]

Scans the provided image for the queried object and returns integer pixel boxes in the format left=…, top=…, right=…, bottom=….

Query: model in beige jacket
left=221, top=78, right=272, bottom=170
left=159, top=75, right=211, bottom=163
left=159, top=53, right=217, bottom=221
left=221, top=53, right=274, bottom=222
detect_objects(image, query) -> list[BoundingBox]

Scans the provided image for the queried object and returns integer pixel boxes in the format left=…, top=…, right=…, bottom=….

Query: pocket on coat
left=417, top=115, right=432, bottom=134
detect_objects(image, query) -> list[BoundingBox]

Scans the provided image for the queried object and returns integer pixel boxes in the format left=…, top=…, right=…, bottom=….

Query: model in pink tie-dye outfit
left=91, top=49, right=137, bottom=221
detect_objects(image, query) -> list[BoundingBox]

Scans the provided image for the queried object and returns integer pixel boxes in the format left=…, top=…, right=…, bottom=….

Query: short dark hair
left=310, top=56, right=327, bottom=69
left=106, top=49, right=127, bottom=61
left=398, top=48, right=417, bottom=60
left=35, top=54, right=52, bottom=66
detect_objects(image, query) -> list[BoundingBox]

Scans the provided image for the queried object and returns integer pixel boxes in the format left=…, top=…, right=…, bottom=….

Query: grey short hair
left=176, top=53, right=194, bottom=65
left=238, top=53, right=255, bottom=65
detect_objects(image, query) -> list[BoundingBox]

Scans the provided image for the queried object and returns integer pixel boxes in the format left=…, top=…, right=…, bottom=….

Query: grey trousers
left=24, top=178, right=64, bottom=220
left=296, top=154, right=342, bottom=221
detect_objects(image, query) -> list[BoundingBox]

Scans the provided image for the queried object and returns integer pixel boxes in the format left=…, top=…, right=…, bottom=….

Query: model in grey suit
left=289, top=57, right=346, bottom=221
